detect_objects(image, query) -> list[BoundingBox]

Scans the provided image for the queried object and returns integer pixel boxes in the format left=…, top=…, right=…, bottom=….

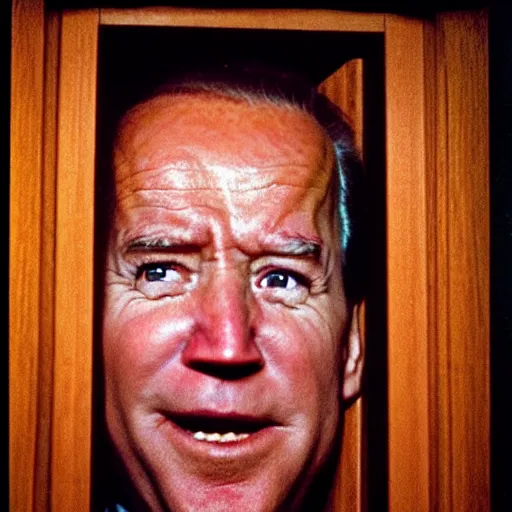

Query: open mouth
left=168, top=413, right=277, bottom=444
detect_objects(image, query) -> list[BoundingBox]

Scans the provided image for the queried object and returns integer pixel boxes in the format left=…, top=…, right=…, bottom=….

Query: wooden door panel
left=384, top=15, right=430, bottom=511
left=10, top=0, right=45, bottom=508
left=428, top=11, right=490, bottom=511
left=52, top=9, right=99, bottom=511
left=99, top=7, right=384, bottom=32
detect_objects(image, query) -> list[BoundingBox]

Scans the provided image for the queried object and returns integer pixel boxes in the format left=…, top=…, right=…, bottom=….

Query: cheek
left=260, top=307, right=344, bottom=468
left=102, top=296, right=194, bottom=392
left=260, top=303, right=344, bottom=413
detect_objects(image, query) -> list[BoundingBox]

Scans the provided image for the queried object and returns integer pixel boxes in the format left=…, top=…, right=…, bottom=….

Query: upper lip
left=164, top=410, right=280, bottom=434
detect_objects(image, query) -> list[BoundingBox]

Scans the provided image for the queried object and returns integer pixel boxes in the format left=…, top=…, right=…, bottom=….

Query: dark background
left=489, top=3, right=512, bottom=511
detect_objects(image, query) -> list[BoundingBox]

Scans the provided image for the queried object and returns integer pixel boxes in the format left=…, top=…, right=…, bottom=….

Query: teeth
left=192, top=431, right=250, bottom=443
left=220, top=432, right=237, bottom=442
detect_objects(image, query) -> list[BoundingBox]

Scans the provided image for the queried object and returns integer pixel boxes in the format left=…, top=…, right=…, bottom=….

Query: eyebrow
left=259, top=235, right=323, bottom=262
left=124, top=237, right=201, bottom=253
left=124, top=235, right=322, bottom=260
left=270, top=239, right=321, bottom=259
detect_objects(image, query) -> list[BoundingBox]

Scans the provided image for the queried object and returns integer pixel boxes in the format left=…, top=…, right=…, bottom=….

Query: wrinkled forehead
left=113, top=93, right=335, bottom=191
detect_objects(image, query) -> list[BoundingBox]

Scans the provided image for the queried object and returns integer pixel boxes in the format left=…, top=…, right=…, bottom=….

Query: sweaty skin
left=103, top=94, right=363, bottom=512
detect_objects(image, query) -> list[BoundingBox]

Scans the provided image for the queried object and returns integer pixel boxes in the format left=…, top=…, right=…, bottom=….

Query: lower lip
left=159, top=416, right=283, bottom=462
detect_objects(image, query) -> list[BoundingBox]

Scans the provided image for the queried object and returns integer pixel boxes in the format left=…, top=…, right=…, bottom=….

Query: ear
left=342, top=302, right=365, bottom=403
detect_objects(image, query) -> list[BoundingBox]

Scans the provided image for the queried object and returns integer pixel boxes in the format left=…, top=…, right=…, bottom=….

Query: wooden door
left=10, top=4, right=489, bottom=511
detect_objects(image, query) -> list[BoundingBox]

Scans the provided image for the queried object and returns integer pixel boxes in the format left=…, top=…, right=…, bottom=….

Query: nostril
left=188, top=361, right=263, bottom=380
left=181, top=320, right=265, bottom=377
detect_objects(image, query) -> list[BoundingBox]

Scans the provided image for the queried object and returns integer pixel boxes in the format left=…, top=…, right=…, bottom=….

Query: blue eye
left=134, top=261, right=196, bottom=299
left=260, top=270, right=308, bottom=290
left=137, top=263, right=179, bottom=282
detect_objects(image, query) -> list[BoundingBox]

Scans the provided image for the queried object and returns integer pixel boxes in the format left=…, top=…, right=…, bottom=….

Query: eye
left=139, top=264, right=179, bottom=282
left=135, top=262, right=194, bottom=299
left=257, top=269, right=310, bottom=306
left=260, top=270, right=301, bottom=290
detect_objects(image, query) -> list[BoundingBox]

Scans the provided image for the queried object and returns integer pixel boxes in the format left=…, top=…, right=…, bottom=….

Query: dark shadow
left=489, top=2, right=512, bottom=511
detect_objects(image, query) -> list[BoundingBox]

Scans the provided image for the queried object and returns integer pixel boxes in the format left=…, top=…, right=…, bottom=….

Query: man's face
left=103, top=94, right=361, bottom=511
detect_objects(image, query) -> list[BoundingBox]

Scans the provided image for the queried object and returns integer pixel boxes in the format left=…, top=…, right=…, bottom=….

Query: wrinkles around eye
left=134, top=261, right=196, bottom=298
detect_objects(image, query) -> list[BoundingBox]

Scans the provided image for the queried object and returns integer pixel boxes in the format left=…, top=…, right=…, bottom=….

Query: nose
left=181, top=267, right=264, bottom=380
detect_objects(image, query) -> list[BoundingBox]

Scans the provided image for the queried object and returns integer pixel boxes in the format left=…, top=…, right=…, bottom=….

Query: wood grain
left=51, top=9, right=99, bottom=511
left=33, top=11, right=60, bottom=512
left=430, top=10, right=490, bottom=511
left=319, top=59, right=364, bottom=155
left=10, top=0, right=44, bottom=510
left=100, top=7, right=384, bottom=32
left=384, top=15, right=430, bottom=512
left=424, top=18, right=442, bottom=510
left=319, top=60, right=365, bottom=512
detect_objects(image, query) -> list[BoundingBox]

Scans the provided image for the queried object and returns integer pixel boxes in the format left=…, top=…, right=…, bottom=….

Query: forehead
left=114, top=93, right=334, bottom=190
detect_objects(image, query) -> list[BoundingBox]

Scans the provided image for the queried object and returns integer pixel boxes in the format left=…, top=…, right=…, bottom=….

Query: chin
left=148, top=433, right=342, bottom=512
left=154, top=472, right=331, bottom=512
